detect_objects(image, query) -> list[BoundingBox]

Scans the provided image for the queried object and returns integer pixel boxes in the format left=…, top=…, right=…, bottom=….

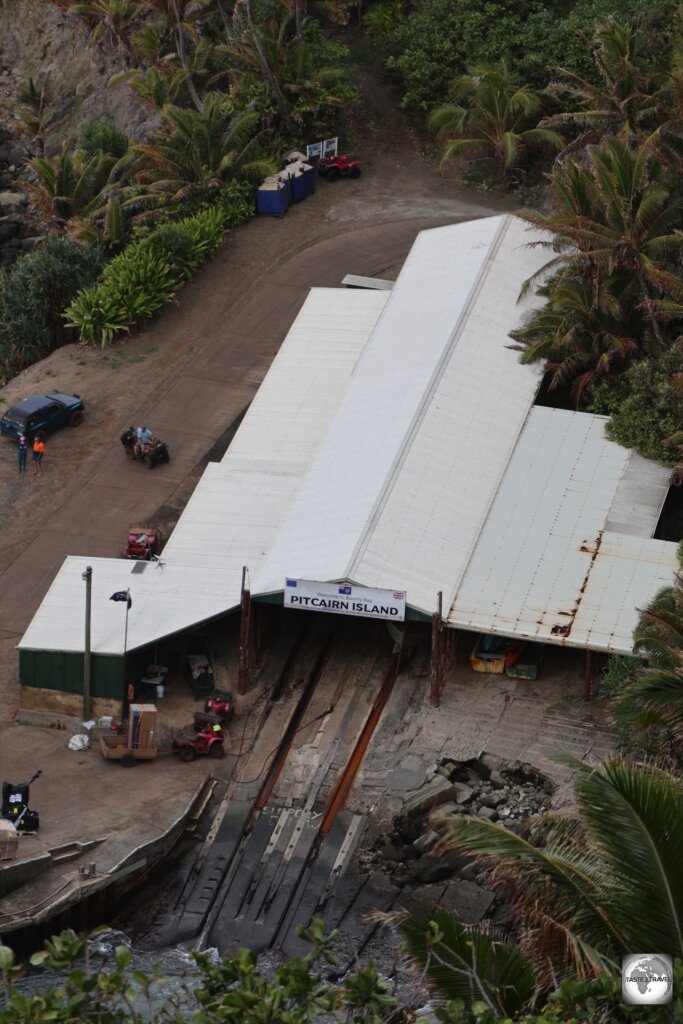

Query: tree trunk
left=169, top=0, right=204, bottom=112
left=241, top=0, right=292, bottom=132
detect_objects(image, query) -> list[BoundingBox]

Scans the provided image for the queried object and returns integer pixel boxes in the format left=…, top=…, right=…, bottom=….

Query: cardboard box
left=128, top=704, right=157, bottom=750
left=0, top=817, right=18, bottom=861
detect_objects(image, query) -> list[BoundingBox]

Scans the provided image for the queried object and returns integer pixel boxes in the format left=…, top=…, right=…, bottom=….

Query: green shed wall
left=19, top=650, right=125, bottom=700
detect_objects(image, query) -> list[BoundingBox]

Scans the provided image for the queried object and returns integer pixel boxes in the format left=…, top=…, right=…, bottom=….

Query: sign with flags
left=110, top=591, right=132, bottom=609
left=284, top=579, right=405, bottom=621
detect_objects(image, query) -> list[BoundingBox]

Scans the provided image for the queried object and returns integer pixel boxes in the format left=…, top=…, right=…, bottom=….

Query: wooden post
left=238, top=565, right=252, bottom=695
left=583, top=649, right=593, bottom=702
left=430, top=591, right=444, bottom=706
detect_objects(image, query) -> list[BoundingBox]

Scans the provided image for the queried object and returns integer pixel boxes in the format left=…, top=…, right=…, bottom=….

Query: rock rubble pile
left=362, top=754, right=554, bottom=890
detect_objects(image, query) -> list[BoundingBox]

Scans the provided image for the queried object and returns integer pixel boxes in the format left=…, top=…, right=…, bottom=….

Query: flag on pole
left=110, top=591, right=132, bottom=609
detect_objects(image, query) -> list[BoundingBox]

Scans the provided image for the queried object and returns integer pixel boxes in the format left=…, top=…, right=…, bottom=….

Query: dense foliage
left=0, top=237, right=105, bottom=382
left=64, top=184, right=254, bottom=345
left=368, top=0, right=677, bottom=107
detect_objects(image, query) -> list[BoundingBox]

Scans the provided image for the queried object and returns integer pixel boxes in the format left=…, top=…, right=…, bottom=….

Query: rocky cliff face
left=0, top=0, right=149, bottom=265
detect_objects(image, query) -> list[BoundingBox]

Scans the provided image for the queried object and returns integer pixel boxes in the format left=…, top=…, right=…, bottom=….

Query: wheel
left=120, top=754, right=136, bottom=768
left=125, top=448, right=134, bottom=460
left=148, top=457, right=156, bottom=469
left=34, top=429, right=47, bottom=442
left=350, top=167, right=361, bottom=179
left=68, top=410, right=84, bottom=426
left=327, top=167, right=340, bottom=182
left=178, top=746, right=197, bottom=762
left=209, top=743, right=225, bottom=759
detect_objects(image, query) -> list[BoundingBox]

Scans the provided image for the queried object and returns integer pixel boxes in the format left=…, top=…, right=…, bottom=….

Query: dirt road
left=0, top=76, right=513, bottom=721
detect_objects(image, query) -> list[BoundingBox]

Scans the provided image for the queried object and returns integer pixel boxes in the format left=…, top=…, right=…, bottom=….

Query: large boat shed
left=18, top=215, right=678, bottom=706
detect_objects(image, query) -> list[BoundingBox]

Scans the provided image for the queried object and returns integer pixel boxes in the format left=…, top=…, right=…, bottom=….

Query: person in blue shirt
left=135, top=425, right=153, bottom=456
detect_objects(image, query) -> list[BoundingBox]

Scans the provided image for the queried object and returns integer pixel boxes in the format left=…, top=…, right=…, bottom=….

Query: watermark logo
left=622, top=954, right=673, bottom=1005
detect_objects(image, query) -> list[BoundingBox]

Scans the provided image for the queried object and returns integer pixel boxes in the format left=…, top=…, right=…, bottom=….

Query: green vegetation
left=64, top=184, right=254, bottom=345
left=78, top=119, right=129, bottom=159
left=599, top=546, right=683, bottom=763
left=370, top=0, right=677, bottom=106
left=427, top=62, right=562, bottom=181
left=0, top=238, right=105, bottom=382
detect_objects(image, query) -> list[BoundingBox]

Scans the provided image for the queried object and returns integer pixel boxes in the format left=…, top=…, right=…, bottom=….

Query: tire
left=120, top=754, right=136, bottom=768
left=327, top=167, right=340, bottom=182
left=148, top=457, right=155, bottom=469
left=350, top=167, right=361, bottom=179
left=68, top=410, right=84, bottom=426
left=209, top=743, right=225, bottom=759
left=125, top=448, right=134, bottom=460
left=178, top=746, right=197, bottom=762
left=34, top=429, right=47, bottom=442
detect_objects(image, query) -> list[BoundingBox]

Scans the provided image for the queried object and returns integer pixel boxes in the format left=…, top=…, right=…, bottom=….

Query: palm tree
left=509, top=274, right=640, bottom=403
left=520, top=138, right=683, bottom=346
left=428, top=62, right=563, bottom=180
left=612, top=560, right=683, bottom=739
left=133, top=92, right=275, bottom=203
left=439, top=759, right=683, bottom=984
left=72, top=0, right=144, bottom=58
left=396, top=906, right=537, bottom=1017
left=28, top=146, right=132, bottom=227
left=540, top=17, right=670, bottom=156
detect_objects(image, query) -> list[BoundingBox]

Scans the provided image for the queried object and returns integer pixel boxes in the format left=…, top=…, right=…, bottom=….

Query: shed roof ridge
left=345, top=213, right=514, bottom=587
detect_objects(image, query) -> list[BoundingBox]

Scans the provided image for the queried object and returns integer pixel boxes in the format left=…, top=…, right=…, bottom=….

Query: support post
left=583, top=649, right=593, bottom=702
left=82, top=566, right=93, bottom=720
left=430, top=590, right=444, bottom=706
left=238, top=565, right=252, bottom=695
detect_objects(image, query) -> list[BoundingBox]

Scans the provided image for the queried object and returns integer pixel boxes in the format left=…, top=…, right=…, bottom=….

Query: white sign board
left=284, top=579, right=406, bottom=621
left=322, top=136, right=338, bottom=157
left=306, top=142, right=323, bottom=159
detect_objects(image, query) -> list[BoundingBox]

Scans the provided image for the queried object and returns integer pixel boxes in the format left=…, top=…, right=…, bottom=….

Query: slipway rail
left=169, top=625, right=401, bottom=954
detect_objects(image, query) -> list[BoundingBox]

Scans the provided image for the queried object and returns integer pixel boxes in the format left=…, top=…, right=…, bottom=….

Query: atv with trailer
left=318, top=154, right=361, bottom=181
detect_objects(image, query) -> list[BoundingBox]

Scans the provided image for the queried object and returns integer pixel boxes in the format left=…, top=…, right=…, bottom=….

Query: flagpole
left=122, top=590, right=130, bottom=720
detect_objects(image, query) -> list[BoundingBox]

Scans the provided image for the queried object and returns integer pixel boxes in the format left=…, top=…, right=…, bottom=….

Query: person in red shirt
left=32, top=437, right=45, bottom=476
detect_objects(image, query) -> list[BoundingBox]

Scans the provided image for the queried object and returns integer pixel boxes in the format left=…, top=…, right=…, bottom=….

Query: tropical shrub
left=0, top=237, right=105, bottom=382
left=65, top=188, right=254, bottom=346
left=590, top=347, right=682, bottom=464
left=78, top=119, right=129, bottom=159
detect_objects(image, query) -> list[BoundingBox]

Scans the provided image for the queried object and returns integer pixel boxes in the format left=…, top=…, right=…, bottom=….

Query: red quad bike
left=173, top=717, right=225, bottom=762
left=318, top=154, right=361, bottom=182
left=123, top=526, right=161, bottom=561
left=204, top=689, right=234, bottom=725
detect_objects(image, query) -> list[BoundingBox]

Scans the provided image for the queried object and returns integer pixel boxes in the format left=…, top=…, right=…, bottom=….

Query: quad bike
left=318, top=154, right=361, bottom=181
left=120, top=427, right=170, bottom=469
left=1, top=769, right=41, bottom=833
left=204, top=689, right=234, bottom=725
left=173, top=719, right=225, bottom=762
left=123, top=526, right=161, bottom=560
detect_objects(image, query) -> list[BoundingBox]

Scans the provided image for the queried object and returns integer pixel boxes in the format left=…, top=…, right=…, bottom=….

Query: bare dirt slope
left=0, top=63, right=513, bottom=721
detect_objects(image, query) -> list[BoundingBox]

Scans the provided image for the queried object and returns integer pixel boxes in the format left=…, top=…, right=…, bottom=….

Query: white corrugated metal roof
left=19, top=288, right=388, bottom=655
left=19, top=217, right=677, bottom=661
left=252, top=215, right=549, bottom=603
left=605, top=450, right=670, bottom=536
left=447, top=407, right=676, bottom=652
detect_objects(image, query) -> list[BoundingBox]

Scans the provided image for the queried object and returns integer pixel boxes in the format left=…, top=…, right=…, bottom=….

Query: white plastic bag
left=67, top=734, right=90, bottom=751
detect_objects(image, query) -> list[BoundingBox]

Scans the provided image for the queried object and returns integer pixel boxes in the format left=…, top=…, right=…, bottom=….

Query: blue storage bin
left=256, top=183, right=289, bottom=217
